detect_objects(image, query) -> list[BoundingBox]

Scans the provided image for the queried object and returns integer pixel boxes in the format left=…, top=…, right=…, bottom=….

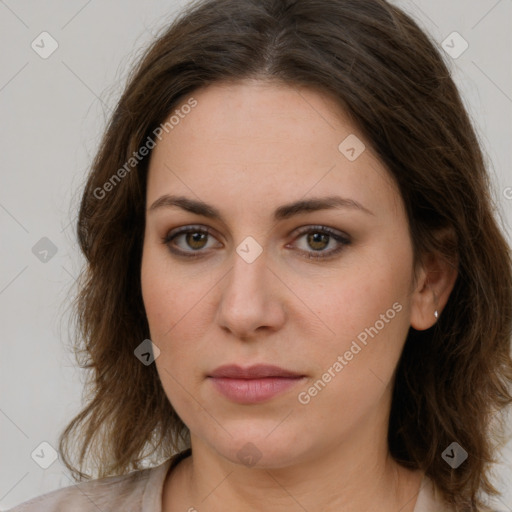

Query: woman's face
left=141, top=80, right=421, bottom=468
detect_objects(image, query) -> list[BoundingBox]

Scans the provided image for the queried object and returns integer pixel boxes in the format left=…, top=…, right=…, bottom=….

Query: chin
left=203, top=426, right=313, bottom=469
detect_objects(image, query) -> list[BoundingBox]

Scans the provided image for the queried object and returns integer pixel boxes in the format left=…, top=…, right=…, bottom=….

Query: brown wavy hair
left=59, top=0, right=512, bottom=510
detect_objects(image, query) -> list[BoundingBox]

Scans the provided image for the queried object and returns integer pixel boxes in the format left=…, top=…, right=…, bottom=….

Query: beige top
left=7, top=449, right=454, bottom=511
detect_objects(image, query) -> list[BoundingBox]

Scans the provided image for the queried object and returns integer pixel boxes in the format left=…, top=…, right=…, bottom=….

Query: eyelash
left=161, top=225, right=351, bottom=260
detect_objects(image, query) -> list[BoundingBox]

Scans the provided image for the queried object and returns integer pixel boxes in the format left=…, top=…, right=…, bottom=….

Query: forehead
left=146, top=80, right=402, bottom=220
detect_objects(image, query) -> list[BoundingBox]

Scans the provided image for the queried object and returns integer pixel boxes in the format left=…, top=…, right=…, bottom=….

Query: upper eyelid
left=165, top=225, right=350, bottom=251
left=165, top=227, right=350, bottom=263
left=165, top=224, right=349, bottom=240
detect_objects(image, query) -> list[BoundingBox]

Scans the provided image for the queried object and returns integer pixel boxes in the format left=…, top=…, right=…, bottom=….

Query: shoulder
left=414, top=476, right=456, bottom=512
left=6, top=459, right=174, bottom=512
left=414, top=476, right=500, bottom=512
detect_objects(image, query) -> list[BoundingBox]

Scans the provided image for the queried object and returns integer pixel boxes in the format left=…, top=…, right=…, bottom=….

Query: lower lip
left=208, top=377, right=305, bottom=404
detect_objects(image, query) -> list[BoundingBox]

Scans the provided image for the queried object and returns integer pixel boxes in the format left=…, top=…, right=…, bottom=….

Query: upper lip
left=208, top=364, right=304, bottom=379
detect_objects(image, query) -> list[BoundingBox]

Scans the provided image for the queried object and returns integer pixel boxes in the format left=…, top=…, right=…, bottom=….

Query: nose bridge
left=216, top=236, right=284, bottom=337
left=227, top=238, right=269, bottom=297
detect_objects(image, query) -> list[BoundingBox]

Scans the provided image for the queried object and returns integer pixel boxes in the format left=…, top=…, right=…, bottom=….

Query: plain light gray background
left=1, top=0, right=511, bottom=510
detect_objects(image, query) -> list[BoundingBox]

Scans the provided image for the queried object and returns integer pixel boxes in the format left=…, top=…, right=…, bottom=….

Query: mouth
left=208, top=364, right=304, bottom=379
left=207, top=364, right=306, bottom=404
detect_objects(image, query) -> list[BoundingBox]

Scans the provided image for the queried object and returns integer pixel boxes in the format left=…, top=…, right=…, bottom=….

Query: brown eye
left=291, top=226, right=351, bottom=260
left=306, top=232, right=330, bottom=251
left=162, top=226, right=220, bottom=258
left=162, top=225, right=350, bottom=260
left=184, top=231, right=209, bottom=250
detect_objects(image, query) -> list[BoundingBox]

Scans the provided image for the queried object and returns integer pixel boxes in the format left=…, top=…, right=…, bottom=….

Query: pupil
left=309, top=233, right=328, bottom=251
left=188, top=232, right=206, bottom=249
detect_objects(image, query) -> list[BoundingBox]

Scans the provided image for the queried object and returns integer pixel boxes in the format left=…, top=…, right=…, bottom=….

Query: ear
left=410, top=245, right=458, bottom=331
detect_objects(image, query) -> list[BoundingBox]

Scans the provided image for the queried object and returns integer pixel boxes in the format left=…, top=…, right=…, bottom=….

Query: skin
left=140, top=79, right=457, bottom=512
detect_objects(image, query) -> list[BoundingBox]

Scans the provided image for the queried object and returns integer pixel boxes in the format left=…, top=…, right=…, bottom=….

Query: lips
left=208, top=364, right=304, bottom=379
left=207, top=364, right=306, bottom=404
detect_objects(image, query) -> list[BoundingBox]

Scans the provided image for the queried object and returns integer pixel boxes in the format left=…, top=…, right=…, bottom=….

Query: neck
left=164, top=419, right=424, bottom=512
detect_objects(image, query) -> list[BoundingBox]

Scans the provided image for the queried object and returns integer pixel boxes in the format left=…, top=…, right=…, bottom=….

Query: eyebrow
left=148, top=194, right=374, bottom=221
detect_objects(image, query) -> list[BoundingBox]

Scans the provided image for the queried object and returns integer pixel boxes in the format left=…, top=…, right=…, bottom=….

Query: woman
left=9, top=0, right=511, bottom=511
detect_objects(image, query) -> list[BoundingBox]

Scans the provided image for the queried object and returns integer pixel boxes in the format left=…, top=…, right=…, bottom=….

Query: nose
left=215, top=246, right=286, bottom=341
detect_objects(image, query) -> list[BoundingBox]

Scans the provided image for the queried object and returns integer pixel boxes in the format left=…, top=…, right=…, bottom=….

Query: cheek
left=141, top=243, right=199, bottom=338
left=140, top=250, right=204, bottom=418
left=140, top=244, right=212, bottom=376
left=312, top=253, right=412, bottom=343
left=303, top=241, right=413, bottom=393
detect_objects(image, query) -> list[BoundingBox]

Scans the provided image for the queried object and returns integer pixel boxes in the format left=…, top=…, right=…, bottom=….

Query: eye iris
left=307, top=232, right=329, bottom=251
left=186, top=232, right=207, bottom=250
